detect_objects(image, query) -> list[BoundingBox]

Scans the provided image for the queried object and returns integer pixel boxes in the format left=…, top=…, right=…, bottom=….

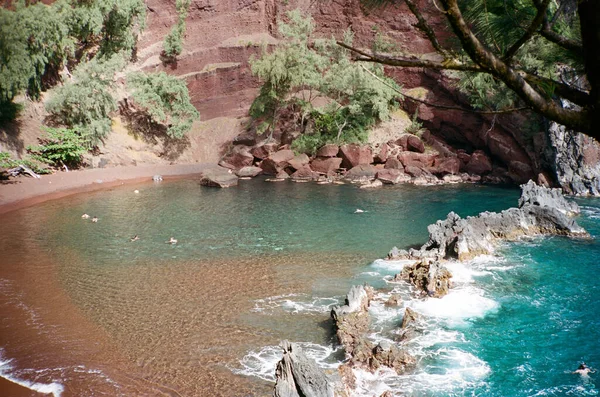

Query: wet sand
left=0, top=377, right=43, bottom=396
left=0, top=163, right=218, bottom=215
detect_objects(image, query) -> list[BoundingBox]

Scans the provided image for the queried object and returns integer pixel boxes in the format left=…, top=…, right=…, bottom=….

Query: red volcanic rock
left=288, top=154, right=310, bottom=171
left=537, top=172, right=551, bottom=188
left=406, top=135, right=425, bottom=153
left=373, top=144, right=389, bottom=163
left=235, top=166, right=263, bottom=177
left=422, top=130, right=456, bottom=157
left=250, top=143, right=278, bottom=160
left=233, top=133, right=257, bottom=146
left=339, top=144, right=373, bottom=169
left=377, top=169, right=410, bottom=184
left=291, top=165, right=316, bottom=181
left=316, top=144, right=340, bottom=157
left=384, top=157, right=404, bottom=170
left=508, top=161, right=535, bottom=183
left=345, top=164, right=378, bottom=181
left=404, top=165, right=427, bottom=178
left=432, top=157, right=460, bottom=175
left=311, top=157, right=343, bottom=174
left=457, top=151, right=471, bottom=168
left=464, top=150, right=492, bottom=175
left=260, top=149, right=295, bottom=175
left=398, top=152, right=436, bottom=168
left=219, top=147, right=254, bottom=170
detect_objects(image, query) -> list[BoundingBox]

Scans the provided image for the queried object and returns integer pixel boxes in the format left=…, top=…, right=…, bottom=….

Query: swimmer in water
left=574, top=363, right=595, bottom=376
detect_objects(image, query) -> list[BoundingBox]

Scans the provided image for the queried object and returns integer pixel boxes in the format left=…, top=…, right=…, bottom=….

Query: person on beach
left=574, top=363, right=594, bottom=376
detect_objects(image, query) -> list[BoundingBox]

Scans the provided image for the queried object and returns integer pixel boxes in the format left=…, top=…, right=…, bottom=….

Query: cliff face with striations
left=133, top=0, right=600, bottom=188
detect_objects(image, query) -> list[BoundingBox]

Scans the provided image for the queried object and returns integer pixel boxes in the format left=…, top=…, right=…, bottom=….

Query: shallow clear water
left=1, top=178, right=598, bottom=396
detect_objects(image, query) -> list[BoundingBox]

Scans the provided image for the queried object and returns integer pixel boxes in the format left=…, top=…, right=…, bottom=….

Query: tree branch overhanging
left=503, top=0, right=551, bottom=61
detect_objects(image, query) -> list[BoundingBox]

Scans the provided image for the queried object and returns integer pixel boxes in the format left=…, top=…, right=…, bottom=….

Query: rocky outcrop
left=200, top=167, right=239, bottom=187
left=331, top=285, right=415, bottom=382
left=399, top=259, right=452, bottom=298
left=339, top=144, right=374, bottom=169
left=273, top=341, right=334, bottom=397
left=260, top=150, right=296, bottom=175
left=388, top=181, right=589, bottom=261
left=235, top=166, right=262, bottom=177
left=548, top=122, right=600, bottom=196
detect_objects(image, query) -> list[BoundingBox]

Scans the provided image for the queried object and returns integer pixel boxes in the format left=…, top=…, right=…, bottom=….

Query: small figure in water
left=81, top=214, right=90, bottom=219
left=354, top=209, right=365, bottom=213
left=91, top=216, right=98, bottom=223
left=130, top=235, right=139, bottom=242
left=167, top=237, right=178, bottom=244
left=574, top=363, right=594, bottom=376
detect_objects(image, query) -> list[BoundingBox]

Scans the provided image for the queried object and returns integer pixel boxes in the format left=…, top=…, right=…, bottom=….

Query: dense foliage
left=357, top=0, right=598, bottom=138
left=27, top=127, right=88, bottom=169
left=127, top=72, right=200, bottom=139
left=0, top=151, right=50, bottom=175
left=249, top=10, right=400, bottom=154
left=0, top=0, right=145, bottom=106
left=45, top=55, right=125, bottom=147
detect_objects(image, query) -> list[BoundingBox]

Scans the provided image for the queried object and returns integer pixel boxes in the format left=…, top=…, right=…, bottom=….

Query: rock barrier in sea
left=388, top=180, right=589, bottom=261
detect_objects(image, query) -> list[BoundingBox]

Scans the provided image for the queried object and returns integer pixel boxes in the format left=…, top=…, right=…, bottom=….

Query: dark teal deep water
left=1, top=178, right=599, bottom=396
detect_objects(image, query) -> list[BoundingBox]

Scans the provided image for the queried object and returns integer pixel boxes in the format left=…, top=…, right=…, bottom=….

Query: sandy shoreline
left=0, top=163, right=218, bottom=215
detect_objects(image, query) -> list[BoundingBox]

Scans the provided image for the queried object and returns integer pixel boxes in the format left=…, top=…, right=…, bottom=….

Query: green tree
left=0, top=0, right=145, bottom=111
left=27, top=127, right=87, bottom=169
left=250, top=11, right=399, bottom=151
left=127, top=71, right=199, bottom=139
left=45, top=55, right=125, bottom=146
left=162, top=0, right=191, bottom=60
left=348, top=0, right=599, bottom=140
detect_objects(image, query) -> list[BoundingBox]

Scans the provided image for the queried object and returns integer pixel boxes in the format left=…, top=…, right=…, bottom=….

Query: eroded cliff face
left=135, top=0, right=598, bottom=187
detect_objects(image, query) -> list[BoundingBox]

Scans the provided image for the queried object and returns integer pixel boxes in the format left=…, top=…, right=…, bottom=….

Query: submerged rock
left=273, top=341, right=334, bottom=397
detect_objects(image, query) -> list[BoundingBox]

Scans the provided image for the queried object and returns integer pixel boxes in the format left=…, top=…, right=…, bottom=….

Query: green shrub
left=162, top=0, right=190, bottom=60
left=0, top=151, right=50, bottom=175
left=46, top=55, right=125, bottom=146
left=127, top=71, right=199, bottom=139
left=27, top=127, right=87, bottom=169
left=404, top=108, right=426, bottom=136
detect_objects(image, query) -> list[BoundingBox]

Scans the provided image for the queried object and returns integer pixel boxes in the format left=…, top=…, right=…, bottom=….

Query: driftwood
left=7, top=165, right=41, bottom=179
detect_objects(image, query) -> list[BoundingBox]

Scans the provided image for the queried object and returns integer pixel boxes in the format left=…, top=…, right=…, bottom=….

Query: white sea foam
left=252, top=293, right=340, bottom=314
left=353, top=348, right=490, bottom=396
left=233, top=342, right=340, bottom=383
left=445, top=261, right=490, bottom=283
left=410, top=287, right=499, bottom=326
left=370, top=259, right=414, bottom=273
left=0, top=351, right=64, bottom=397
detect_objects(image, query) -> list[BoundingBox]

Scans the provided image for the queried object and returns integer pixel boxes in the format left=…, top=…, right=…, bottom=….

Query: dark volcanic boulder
left=345, top=164, right=378, bottom=182
left=291, top=165, right=317, bottom=181
left=288, top=154, right=310, bottom=171
left=260, top=150, right=295, bottom=175
left=219, top=147, right=254, bottom=170
left=377, top=169, right=411, bottom=184
left=316, top=144, right=340, bottom=157
left=311, top=157, right=343, bottom=175
left=464, top=150, right=492, bottom=175
left=235, top=166, right=262, bottom=178
left=432, top=157, right=460, bottom=176
left=200, top=167, right=239, bottom=188
left=339, top=144, right=373, bottom=169
left=406, top=135, right=425, bottom=153
left=273, top=341, right=334, bottom=397
left=384, top=157, right=404, bottom=170
left=250, top=143, right=278, bottom=160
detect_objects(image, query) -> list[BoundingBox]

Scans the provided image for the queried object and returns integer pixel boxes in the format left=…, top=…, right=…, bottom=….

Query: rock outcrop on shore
left=199, top=167, right=239, bottom=188
left=273, top=341, right=335, bottom=397
left=388, top=181, right=589, bottom=261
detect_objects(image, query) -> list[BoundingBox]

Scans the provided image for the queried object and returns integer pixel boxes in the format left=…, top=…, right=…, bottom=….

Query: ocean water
left=0, top=178, right=598, bottom=396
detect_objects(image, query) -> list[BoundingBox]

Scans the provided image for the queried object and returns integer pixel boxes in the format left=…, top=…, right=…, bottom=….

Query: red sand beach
left=0, top=163, right=217, bottom=215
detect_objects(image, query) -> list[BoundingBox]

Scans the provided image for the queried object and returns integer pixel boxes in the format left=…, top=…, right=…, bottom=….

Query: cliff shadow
left=0, top=102, right=25, bottom=155
left=119, top=102, right=190, bottom=162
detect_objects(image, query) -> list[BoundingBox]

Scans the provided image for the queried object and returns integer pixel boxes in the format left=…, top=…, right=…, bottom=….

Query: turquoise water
left=1, top=178, right=599, bottom=396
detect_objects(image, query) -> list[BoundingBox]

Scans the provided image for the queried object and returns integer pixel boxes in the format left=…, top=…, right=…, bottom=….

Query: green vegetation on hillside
left=128, top=72, right=200, bottom=139
left=249, top=10, right=400, bottom=154
left=0, top=0, right=145, bottom=106
left=27, top=127, right=88, bottom=169
left=162, top=0, right=192, bottom=61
